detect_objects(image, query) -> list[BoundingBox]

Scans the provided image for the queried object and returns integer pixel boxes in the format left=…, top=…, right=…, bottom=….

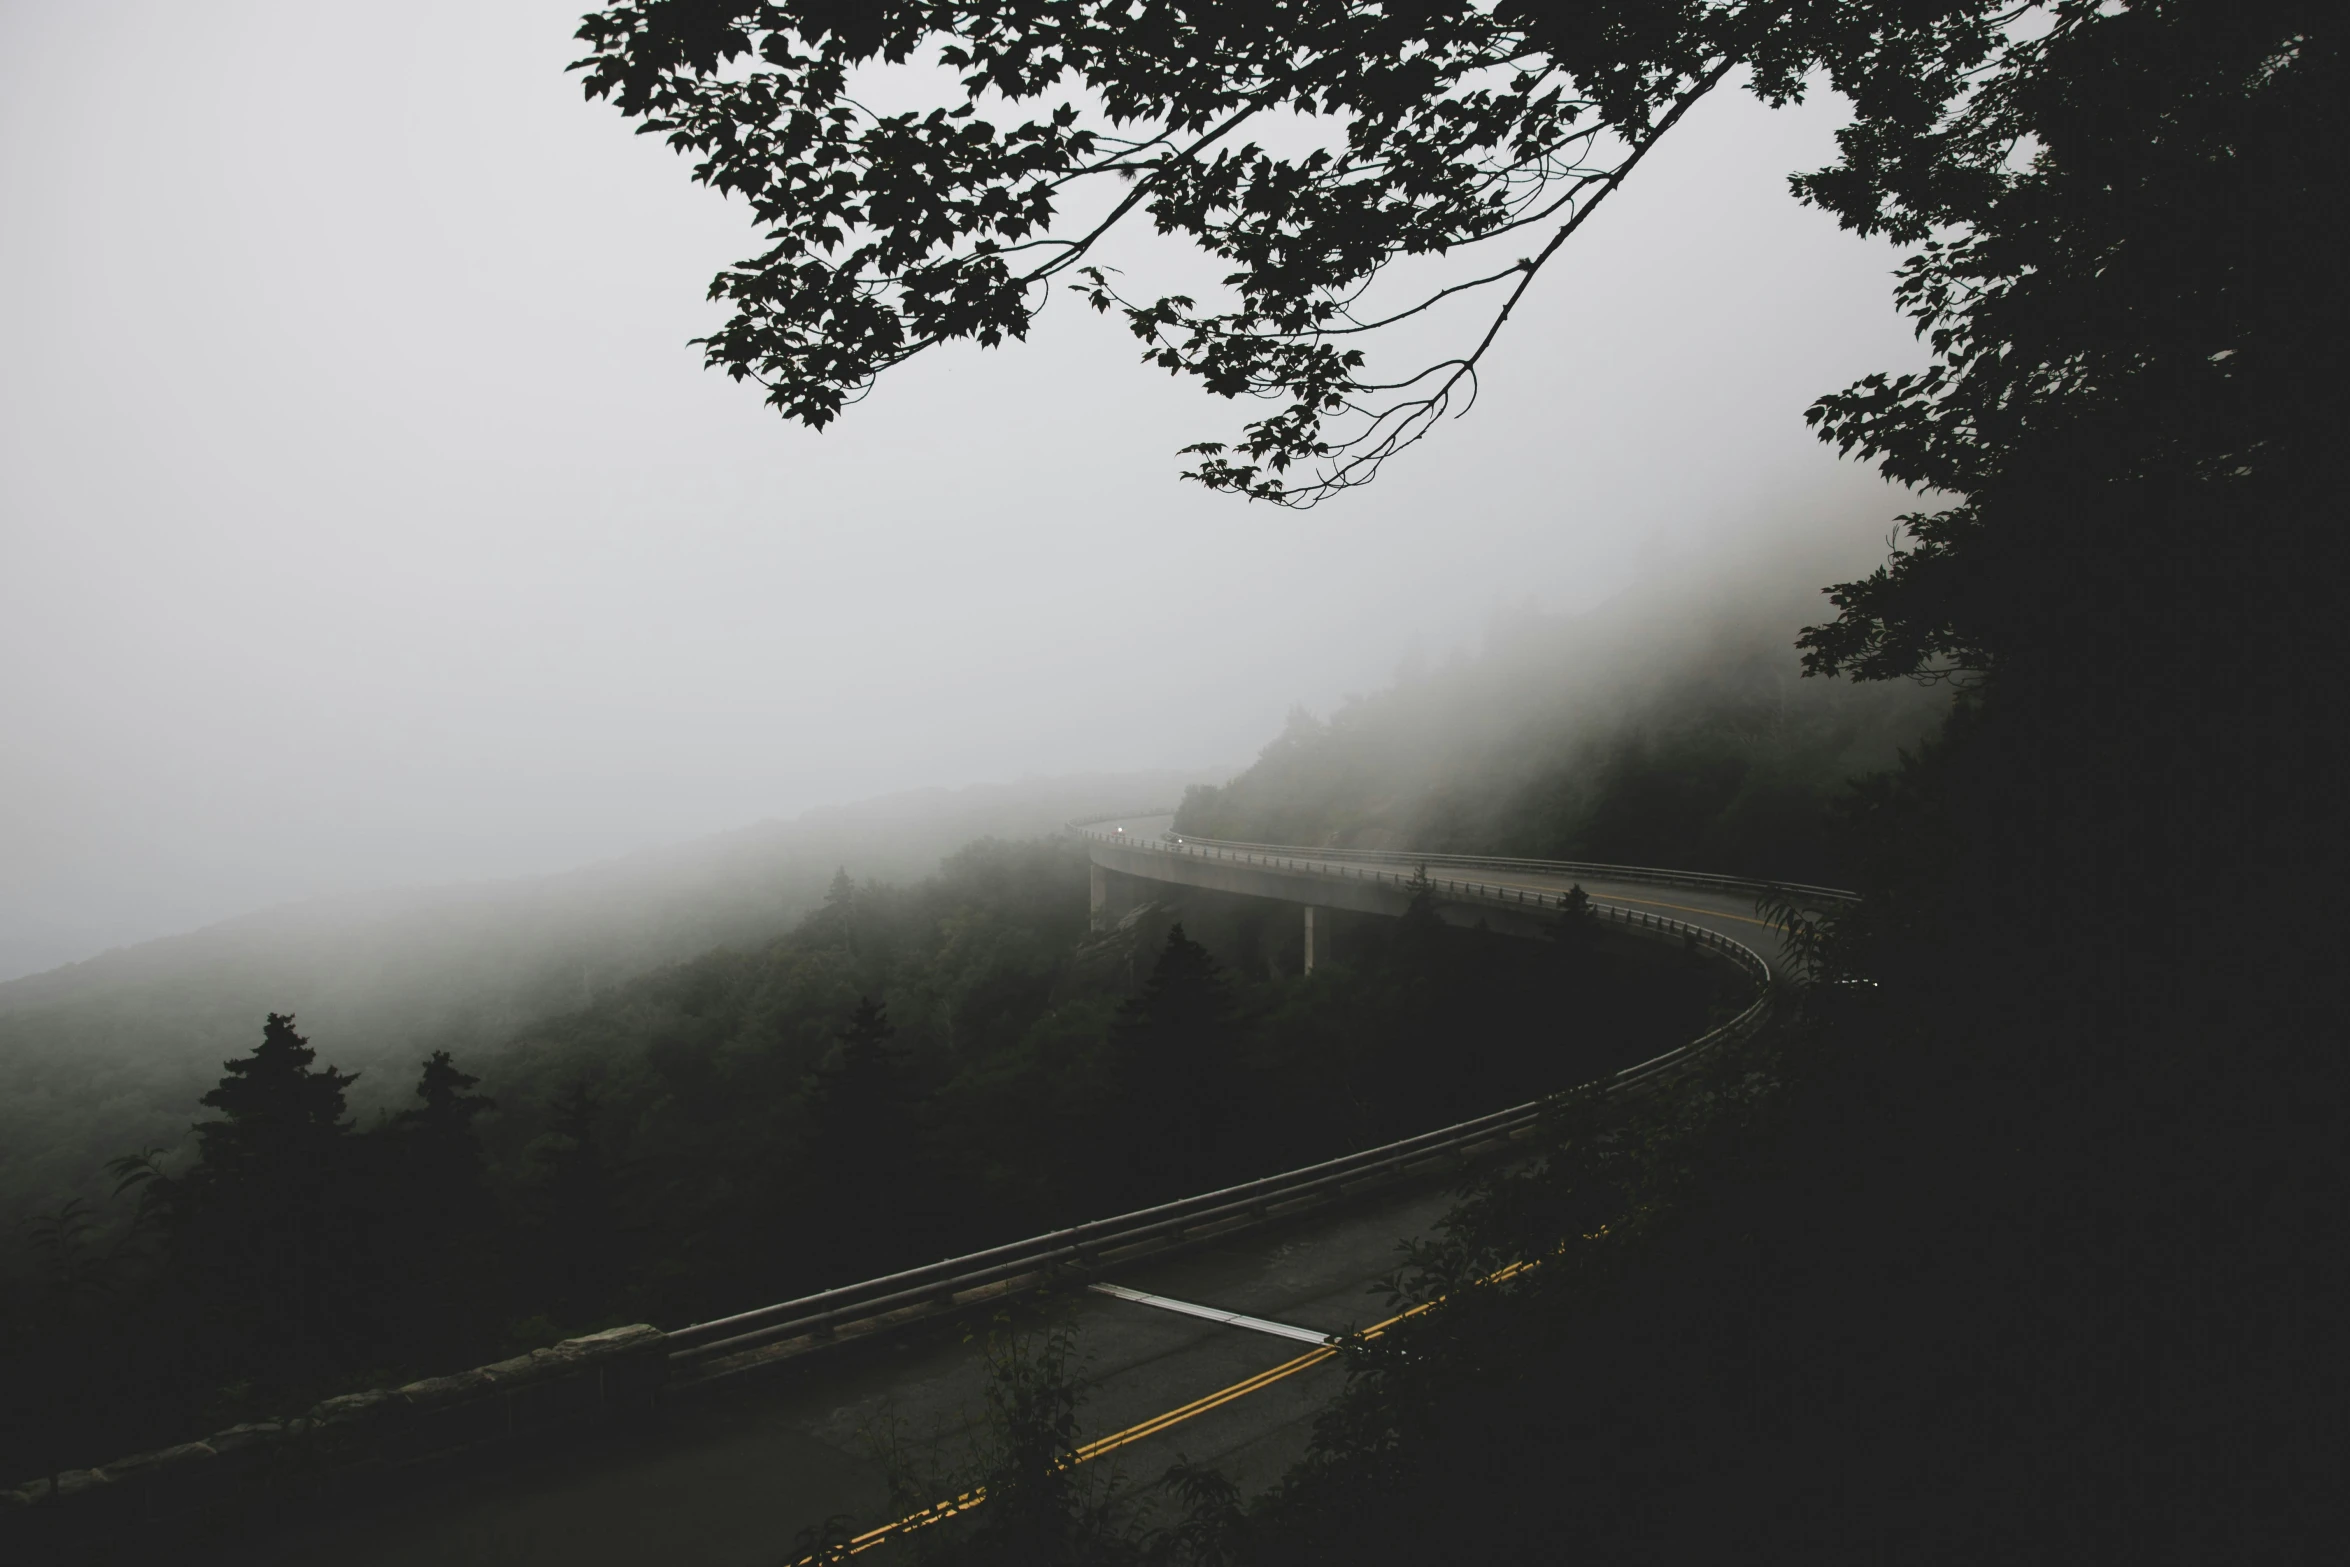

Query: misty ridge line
left=0, top=498, right=1920, bottom=1000
left=0, top=524, right=1939, bottom=1233
left=0, top=771, right=1221, bottom=1001
left=0, top=770, right=1208, bottom=1221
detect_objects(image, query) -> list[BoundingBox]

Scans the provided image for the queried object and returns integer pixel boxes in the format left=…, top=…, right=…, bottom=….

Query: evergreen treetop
left=190, top=1012, right=357, bottom=1184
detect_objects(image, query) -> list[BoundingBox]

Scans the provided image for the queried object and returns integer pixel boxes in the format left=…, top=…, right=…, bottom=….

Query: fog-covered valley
left=11, top=0, right=2312, bottom=1553
left=0, top=770, right=1205, bottom=1217
left=0, top=515, right=1944, bottom=1231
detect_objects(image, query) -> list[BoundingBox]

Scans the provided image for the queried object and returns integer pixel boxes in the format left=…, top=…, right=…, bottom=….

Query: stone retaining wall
left=2, top=1323, right=667, bottom=1542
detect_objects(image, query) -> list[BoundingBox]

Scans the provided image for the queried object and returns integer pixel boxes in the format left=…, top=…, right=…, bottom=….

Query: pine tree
left=1342, top=894, right=1467, bottom=1142
left=807, top=996, right=908, bottom=1157
left=1549, top=883, right=1601, bottom=964
left=802, top=997, right=928, bottom=1283
left=386, top=1051, right=499, bottom=1367
left=160, top=1013, right=377, bottom=1389
left=527, top=1080, right=625, bottom=1326
left=403, top=1050, right=494, bottom=1141
left=15, top=1200, right=118, bottom=1500
left=1111, top=926, right=1240, bottom=1196
left=192, top=1012, right=359, bottom=1182
left=822, top=866, right=858, bottom=948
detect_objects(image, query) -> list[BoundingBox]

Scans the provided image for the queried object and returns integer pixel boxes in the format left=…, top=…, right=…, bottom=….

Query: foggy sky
left=0, top=1, right=1925, bottom=981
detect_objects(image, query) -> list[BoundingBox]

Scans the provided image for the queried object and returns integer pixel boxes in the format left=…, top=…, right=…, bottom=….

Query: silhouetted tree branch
left=573, top=0, right=2030, bottom=505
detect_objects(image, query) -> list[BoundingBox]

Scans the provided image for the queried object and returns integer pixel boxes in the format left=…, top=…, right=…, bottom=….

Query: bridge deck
left=1086, top=815, right=1796, bottom=972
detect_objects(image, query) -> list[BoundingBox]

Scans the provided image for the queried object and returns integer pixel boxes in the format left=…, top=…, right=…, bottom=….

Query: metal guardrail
left=1071, top=828, right=1783, bottom=1007
left=1115, top=826, right=1859, bottom=905
left=1079, top=823, right=1842, bottom=933
left=663, top=848, right=1773, bottom=1381
left=25, top=824, right=1798, bottom=1507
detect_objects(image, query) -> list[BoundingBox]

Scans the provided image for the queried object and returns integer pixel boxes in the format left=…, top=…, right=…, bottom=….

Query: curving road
left=243, top=831, right=1809, bottom=1566
left=1083, top=815, right=1808, bottom=972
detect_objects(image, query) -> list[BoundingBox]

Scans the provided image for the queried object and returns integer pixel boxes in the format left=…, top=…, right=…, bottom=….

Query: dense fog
left=0, top=0, right=1922, bottom=982
left=2, top=4, right=2322, bottom=1550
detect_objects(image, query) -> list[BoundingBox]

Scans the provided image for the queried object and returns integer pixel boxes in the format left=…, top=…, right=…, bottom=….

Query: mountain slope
left=0, top=771, right=1206, bottom=1219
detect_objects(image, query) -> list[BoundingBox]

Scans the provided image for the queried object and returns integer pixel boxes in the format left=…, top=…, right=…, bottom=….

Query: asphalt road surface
left=249, top=1180, right=1461, bottom=1566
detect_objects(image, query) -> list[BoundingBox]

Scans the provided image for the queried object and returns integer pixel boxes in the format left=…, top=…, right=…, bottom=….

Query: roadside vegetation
left=0, top=773, right=1203, bottom=1234
left=0, top=836, right=1739, bottom=1491
left=554, top=0, right=2339, bottom=1557
left=6, top=0, right=2333, bottom=1554
left=1173, top=612, right=1940, bottom=886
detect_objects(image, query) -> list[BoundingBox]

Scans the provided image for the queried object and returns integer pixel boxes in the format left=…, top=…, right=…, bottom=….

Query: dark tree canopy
left=528, top=1080, right=627, bottom=1320
left=572, top=0, right=2038, bottom=506
left=802, top=996, right=932, bottom=1280
left=1111, top=924, right=1240, bottom=1187
left=575, top=0, right=2341, bottom=726
left=399, top=1049, right=495, bottom=1145
left=190, top=1012, right=358, bottom=1181
left=1795, top=0, right=2342, bottom=685
left=805, top=994, right=912, bottom=1157
left=117, top=1015, right=382, bottom=1390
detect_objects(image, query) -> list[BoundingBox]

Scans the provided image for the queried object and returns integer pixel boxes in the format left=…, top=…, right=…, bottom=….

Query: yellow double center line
left=810, top=1262, right=1547, bottom=1560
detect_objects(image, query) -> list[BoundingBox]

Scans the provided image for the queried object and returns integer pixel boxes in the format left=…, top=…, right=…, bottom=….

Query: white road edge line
left=1088, top=1282, right=1335, bottom=1346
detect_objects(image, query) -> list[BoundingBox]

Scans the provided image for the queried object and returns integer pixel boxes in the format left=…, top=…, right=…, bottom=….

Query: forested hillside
left=0, top=772, right=1203, bottom=1226
left=3, top=833, right=1734, bottom=1490
left=1176, top=565, right=1946, bottom=883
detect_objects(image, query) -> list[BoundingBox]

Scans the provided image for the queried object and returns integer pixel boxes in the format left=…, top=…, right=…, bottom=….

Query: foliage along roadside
left=809, top=987, right=1801, bottom=1567
left=0, top=835, right=1733, bottom=1490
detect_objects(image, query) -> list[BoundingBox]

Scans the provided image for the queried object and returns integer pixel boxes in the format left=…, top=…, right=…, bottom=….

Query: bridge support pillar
left=1302, top=906, right=1317, bottom=975
left=1091, top=864, right=1142, bottom=932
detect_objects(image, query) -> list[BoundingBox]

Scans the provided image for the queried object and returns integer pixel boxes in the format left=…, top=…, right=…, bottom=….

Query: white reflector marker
left=1088, top=1282, right=1336, bottom=1346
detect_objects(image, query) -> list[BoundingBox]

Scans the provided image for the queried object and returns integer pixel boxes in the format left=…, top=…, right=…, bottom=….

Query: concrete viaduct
left=30, top=821, right=1842, bottom=1566
left=1082, top=814, right=1825, bottom=976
